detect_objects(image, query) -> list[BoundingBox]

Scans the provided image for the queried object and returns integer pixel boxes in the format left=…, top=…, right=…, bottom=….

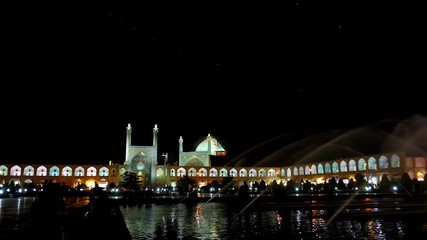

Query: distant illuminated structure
left=178, top=134, right=227, bottom=167
left=0, top=163, right=119, bottom=190
left=123, top=123, right=158, bottom=186
left=120, top=126, right=229, bottom=187
left=0, top=123, right=425, bottom=192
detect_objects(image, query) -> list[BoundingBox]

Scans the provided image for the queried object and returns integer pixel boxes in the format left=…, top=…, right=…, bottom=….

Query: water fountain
left=222, top=115, right=427, bottom=233
left=228, top=115, right=427, bottom=168
left=120, top=115, right=427, bottom=239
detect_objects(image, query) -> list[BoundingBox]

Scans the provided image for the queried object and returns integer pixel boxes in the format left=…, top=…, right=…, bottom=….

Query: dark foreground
left=7, top=196, right=132, bottom=240
left=3, top=192, right=427, bottom=240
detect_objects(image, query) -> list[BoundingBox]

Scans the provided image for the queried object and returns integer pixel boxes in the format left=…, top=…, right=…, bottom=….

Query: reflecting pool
left=121, top=202, right=427, bottom=239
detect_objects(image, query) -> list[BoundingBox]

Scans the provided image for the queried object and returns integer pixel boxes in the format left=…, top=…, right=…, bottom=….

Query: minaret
left=178, top=136, right=183, bottom=166
left=125, top=123, right=132, bottom=165
left=151, top=124, right=159, bottom=185
left=179, top=136, right=183, bottom=153
left=153, top=124, right=159, bottom=147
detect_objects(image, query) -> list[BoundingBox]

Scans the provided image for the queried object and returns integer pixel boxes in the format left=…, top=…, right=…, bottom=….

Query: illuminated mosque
left=120, top=123, right=228, bottom=187
left=1, top=122, right=426, bottom=192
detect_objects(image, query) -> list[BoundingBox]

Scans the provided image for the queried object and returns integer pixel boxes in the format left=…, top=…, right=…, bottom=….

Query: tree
left=279, top=180, right=286, bottom=191
left=390, top=178, right=400, bottom=192
left=337, top=179, right=346, bottom=190
left=220, top=177, right=237, bottom=194
left=119, top=171, right=142, bottom=193
left=204, top=180, right=220, bottom=193
left=252, top=181, right=260, bottom=193
left=176, top=176, right=196, bottom=195
left=378, top=174, right=391, bottom=193
left=273, top=180, right=287, bottom=198
left=286, top=179, right=297, bottom=193
left=354, top=173, right=367, bottom=190
left=347, top=178, right=355, bottom=190
left=328, top=177, right=338, bottom=191
left=259, top=180, right=267, bottom=192
left=108, top=182, right=117, bottom=189
left=238, top=181, right=249, bottom=198
left=303, top=180, right=312, bottom=193
left=400, top=172, right=413, bottom=193
left=270, top=180, right=278, bottom=192
left=220, top=176, right=234, bottom=188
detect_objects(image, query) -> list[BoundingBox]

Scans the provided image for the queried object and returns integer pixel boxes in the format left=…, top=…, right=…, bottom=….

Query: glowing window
left=324, top=163, right=331, bottom=173
left=348, top=160, right=357, bottom=171
left=317, top=164, right=324, bottom=174
left=332, top=162, right=339, bottom=173
left=391, top=154, right=400, bottom=168
left=340, top=161, right=347, bottom=172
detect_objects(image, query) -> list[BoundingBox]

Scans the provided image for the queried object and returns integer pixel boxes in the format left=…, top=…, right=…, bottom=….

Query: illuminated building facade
left=1, top=124, right=426, bottom=192
left=122, top=123, right=159, bottom=185
left=0, top=164, right=120, bottom=190
left=178, top=134, right=227, bottom=167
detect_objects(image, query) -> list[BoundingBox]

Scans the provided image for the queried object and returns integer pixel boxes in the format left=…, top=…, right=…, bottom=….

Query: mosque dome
left=195, top=134, right=226, bottom=155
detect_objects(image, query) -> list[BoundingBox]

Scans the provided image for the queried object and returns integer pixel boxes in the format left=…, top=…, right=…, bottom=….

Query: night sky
left=2, top=2, right=426, bottom=165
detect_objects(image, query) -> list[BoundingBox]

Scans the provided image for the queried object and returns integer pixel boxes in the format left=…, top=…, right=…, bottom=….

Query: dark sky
left=2, top=1, right=426, bottom=165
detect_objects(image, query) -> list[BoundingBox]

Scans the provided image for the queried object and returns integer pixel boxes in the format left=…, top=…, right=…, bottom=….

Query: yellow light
left=86, top=180, right=96, bottom=189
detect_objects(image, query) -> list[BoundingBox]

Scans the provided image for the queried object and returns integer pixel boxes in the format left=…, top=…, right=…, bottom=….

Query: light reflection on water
left=121, top=202, right=424, bottom=239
